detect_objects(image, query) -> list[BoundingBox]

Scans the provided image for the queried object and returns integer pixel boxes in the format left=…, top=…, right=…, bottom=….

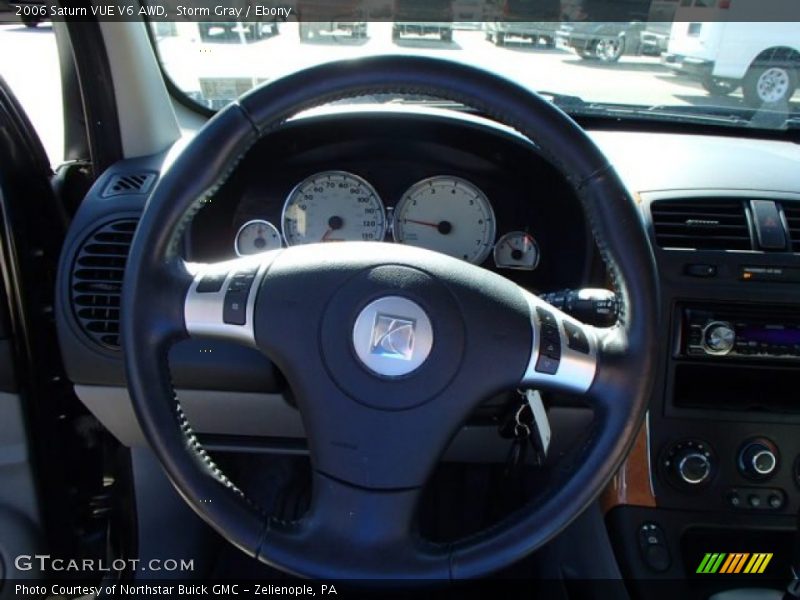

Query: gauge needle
left=321, top=216, right=344, bottom=241
left=405, top=219, right=453, bottom=235
left=405, top=218, right=439, bottom=228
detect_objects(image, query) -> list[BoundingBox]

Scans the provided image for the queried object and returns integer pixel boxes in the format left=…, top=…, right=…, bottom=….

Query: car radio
left=683, top=307, right=800, bottom=360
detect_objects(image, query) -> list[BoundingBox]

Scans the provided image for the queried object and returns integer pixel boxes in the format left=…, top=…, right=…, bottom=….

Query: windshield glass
left=149, top=1, right=800, bottom=130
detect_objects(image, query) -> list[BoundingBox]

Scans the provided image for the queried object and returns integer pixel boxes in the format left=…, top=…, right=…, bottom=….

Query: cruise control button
left=223, top=290, right=248, bottom=325
left=564, top=321, right=590, bottom=354
left=196, top=272, right=227, bottom=293
left=535, top=354, right=559, bottom=375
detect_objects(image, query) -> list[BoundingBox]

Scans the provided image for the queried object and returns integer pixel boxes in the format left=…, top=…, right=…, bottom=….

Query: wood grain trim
left=601, top=422, right=656, bottom=512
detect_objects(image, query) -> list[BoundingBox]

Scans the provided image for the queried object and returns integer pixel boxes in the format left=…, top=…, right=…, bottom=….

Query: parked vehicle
left=452, top=0, right=484, bottom=24
left=556, top=21, right=648, bottom=62
left=639, top=21, right=672, bottom=56
left=0, top=0, right=47, bottom=27
left=197, top=21, right=279, bottom=43
left=483, top=0, right=562, bottom=47
left=638, top=0, right=679, bottom=56
left=662, top=4, right=800, bottom=107
left=297, top=0, right=368, bottom=40
left=392, top=0, right=454, bottom=42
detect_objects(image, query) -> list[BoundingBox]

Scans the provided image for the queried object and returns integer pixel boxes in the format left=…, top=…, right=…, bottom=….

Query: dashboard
left=51, top=103, right=800, bottom=589
left=185, top=111, right=596, bottom=293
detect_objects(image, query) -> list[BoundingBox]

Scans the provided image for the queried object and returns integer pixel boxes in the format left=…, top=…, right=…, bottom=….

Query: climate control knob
left=702, top=321, right=736, bottom=355
left=739, top=438, right=779, bottom=480
left=662, top=440, right=716, bottom=490
left=677, top=451, right=712, bottom=485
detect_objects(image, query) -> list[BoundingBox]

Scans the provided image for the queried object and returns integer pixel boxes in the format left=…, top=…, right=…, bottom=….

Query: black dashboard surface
left=187, top=112, right=595, bottom=293
left=56, top=110, right=602, bottom=390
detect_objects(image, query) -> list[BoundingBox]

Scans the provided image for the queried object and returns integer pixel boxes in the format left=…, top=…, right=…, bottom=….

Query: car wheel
left=743, top=64, right=798, bottom=107
left=701, top=76, right=738, bottom=97
left=576, top=44, right=597, bottom=60
left=595, top=37, right=624, bottom=63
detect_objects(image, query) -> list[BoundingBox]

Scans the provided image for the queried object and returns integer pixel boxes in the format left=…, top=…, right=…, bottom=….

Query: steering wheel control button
left=535, top=307, right=561, bottom=374
left=352, top=296, right=433, bottom=378
left=563, top=320, right=590, bottom=354
left=196, top=272, right=227, bottom=293
left=738, top=438, right=779, bottom=480
left=223, top=291, right=248, bottom=325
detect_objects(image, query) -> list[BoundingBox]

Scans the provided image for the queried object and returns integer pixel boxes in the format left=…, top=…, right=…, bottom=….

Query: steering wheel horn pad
left=122, top=55, right=659, bottom=579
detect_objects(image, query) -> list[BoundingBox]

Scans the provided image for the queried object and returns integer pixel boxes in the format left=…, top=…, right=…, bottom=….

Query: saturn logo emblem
left=370, top=314, right=416, bottom=361
left=352, top=296, right=433, bottom=377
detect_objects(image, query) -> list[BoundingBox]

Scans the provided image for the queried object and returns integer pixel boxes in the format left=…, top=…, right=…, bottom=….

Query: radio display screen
left=738, top=325, right=800, bottom=346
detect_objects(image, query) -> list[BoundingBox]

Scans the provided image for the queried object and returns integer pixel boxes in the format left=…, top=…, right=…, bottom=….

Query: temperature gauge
left=235, top=220, right=282, bottom=256
left=493, top=231, right=540, bottom=270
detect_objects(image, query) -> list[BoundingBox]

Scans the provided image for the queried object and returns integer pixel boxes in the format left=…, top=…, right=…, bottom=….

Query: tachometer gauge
left=493, top=231, right=540, bottom=270
left=235, top=220, right=282, bottom=256
left=392, top=176, right=496, bottom=264
left=282, top=171, right=386, bottom=246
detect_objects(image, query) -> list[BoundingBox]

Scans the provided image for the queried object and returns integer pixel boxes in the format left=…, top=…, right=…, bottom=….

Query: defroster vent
left=70, top=219, right=138, bottom=349
left=651, top=199, right=752, bottom=251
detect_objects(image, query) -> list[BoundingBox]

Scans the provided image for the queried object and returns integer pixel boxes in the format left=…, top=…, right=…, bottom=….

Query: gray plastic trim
left=73, top=385, right=592, bottom=463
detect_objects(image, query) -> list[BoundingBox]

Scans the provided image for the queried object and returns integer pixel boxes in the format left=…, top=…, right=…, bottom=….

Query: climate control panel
left=658, top=435, right=796, bottom=514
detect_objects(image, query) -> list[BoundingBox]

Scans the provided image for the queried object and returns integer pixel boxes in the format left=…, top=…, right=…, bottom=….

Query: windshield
left=149, top=1, right=800, bottom=131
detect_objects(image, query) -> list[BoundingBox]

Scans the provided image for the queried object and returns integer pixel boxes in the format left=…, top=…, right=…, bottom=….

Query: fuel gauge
left=494, top=231, right=540, bottom=270
left=235, top=220, right=282, bottom=256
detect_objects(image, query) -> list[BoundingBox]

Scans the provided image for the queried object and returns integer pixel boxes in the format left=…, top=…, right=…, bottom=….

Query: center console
left=605, top=191, right=800, bottom=595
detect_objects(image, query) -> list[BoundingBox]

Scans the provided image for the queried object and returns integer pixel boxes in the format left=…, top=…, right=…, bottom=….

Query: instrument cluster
left=233, top=169, right=541, bottom=271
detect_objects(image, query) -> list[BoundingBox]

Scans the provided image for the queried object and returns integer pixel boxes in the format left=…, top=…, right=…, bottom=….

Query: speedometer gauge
left=282, top=171, right=386, bottom=246
left=235, top=220, right=282, bottom=256
left=392, top=176, right=496, bottom=264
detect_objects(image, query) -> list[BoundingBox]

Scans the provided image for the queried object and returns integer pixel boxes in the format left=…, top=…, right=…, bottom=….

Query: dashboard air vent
left=783, top=204, right=800, bottom=253
left=102, top=172, right=156, bottom=197
left=650, top=199, right=752, bottom=251
left=70, top=219, right=138, bottom=350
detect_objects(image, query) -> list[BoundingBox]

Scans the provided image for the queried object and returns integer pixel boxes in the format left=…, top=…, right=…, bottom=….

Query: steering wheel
left=122, top=55, right=658, bottom=579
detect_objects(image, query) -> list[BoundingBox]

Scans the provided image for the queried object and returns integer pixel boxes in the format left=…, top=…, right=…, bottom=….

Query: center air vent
left=70, top=219, right=138, bottom=350
left=783, top=204, right=800, bottom=252
left=650, top=199, right=752, bottom=251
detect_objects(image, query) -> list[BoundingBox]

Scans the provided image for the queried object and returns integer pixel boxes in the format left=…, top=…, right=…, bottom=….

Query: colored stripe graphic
left=697, top=554, right=714, bottom=573
left=733, top=553, right=750, bottom=573
left=719, top=554, right=736, bottom=574
left=698, top=553, right=727, bottom=573
left=720, top=553, right=742, bottom=574
left=698, top=552, right=773, bottom=574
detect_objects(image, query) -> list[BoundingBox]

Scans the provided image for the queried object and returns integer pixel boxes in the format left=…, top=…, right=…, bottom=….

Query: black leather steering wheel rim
left=122, top=55, right=659, bottom=579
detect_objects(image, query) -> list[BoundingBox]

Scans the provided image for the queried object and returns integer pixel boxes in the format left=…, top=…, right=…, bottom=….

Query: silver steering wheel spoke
left=519, top=289, right=599, bottom=395
left=183, top=253, right=275, bottom=346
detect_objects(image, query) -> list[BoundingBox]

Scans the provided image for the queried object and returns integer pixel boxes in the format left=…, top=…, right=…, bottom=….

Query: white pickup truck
left=662, top=5, right=800, bottom=107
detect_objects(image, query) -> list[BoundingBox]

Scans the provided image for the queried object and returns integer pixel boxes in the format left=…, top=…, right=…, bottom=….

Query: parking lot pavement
left=1, top=21, right=790, bottom=166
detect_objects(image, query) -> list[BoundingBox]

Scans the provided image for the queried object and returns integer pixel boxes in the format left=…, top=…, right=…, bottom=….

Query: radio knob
left=676, top=451, right=712, bottom=485
left=739, top=439, right=779, bottom=479
left=702, top=321, right=736, bottom=355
